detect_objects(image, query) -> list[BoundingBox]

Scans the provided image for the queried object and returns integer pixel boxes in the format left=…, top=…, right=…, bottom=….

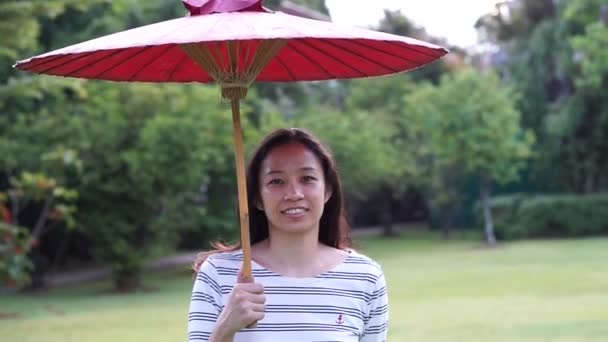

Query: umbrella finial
left=182, top=0, right=264, bottom=15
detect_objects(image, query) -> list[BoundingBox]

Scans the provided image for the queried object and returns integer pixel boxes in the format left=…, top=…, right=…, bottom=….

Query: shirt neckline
left=249, top=249, right=353, bottom=281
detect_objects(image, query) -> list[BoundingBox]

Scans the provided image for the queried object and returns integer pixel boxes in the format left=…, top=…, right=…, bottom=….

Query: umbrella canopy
left=14, top=0, right=448, bottom=279
left=15, top=2, right=446, bottom=83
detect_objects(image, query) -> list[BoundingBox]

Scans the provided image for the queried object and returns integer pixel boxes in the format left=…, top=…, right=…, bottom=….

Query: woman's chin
left=270, top=220, right=318, bottom=235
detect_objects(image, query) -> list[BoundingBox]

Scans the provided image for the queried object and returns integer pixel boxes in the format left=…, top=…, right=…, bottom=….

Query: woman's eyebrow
left=264, top=166, right=318, bottom=175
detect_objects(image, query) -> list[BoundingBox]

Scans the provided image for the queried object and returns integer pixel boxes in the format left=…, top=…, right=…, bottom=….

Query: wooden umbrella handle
left=230, top=98, right=253, bottom=279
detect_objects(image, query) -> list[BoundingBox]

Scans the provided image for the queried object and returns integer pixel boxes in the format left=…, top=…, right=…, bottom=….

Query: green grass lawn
left=1, top=232, right=607, bottom=341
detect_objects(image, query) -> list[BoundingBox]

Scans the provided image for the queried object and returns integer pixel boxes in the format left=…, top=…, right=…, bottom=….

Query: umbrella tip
left=182, top=0, right=265, bottom=16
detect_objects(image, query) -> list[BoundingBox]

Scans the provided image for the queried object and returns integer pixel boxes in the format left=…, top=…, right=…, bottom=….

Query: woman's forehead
left=261, top=143, right=322, bottom=173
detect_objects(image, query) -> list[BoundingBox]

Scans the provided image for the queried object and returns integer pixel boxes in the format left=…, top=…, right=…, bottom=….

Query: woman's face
left=258, top=142, right=331, bottom=236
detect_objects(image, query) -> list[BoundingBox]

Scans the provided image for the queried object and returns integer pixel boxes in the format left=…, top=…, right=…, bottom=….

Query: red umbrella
left=15, top=0, right=447, bottom=279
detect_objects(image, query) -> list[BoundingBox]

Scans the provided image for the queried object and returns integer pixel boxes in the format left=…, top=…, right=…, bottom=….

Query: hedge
left=475, top=193, right=608, bottom=240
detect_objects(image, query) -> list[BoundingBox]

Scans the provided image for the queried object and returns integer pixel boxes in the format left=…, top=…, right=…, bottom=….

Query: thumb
left=237, top=268, right=254, bottom=284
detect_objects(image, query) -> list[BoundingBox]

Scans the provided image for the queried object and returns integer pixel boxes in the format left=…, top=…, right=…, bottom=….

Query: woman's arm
left=360, top=272, right=389, bottom=342
left=188, top=259, right=224, bottom=341
left=188, top=261, right=265, bottom=342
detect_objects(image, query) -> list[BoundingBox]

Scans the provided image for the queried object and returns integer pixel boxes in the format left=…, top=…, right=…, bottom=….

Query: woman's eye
left=268, top=179, right=283, bottom=185
left=302, top=175, right=316, bottom=182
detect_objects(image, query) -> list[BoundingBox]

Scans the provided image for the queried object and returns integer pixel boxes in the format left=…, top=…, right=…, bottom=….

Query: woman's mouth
left=281, top=207, right=308, bottom=215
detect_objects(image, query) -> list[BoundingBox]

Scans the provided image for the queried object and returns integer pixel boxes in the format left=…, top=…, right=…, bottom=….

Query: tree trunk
left=381, top=186, right=396, bottom=237
left=480, top=177, right=497, bottom=245
left=439, top=208, right=451, bottom=239
left=114, top=269, right=141, bottom=293
left=25, top=249, right=49, bottom=291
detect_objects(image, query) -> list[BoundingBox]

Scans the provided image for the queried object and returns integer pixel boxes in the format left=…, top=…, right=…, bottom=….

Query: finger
left=251, top=311, right=265, bottom=321
left=248, top=293, right=266, bottom=304
left=242, top=283, right=264, bottom=294
left=246, top=312, right=265, bottom=329
left=250, top=303, right=265, bottom=313
left=233, top=283, right=263, bottom=297
left=237, top=268, right=254, bottom=284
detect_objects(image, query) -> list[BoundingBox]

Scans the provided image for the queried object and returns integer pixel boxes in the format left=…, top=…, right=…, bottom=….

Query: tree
left=0, top=223, right=34, bottom=289
left=2, top=162, right=79, bottom=289
left=474, top=0, right=608, bottom=193
left=405, top=69, right=534, bottom=244
left=338, top=9, right=454, bottom=235
left=376, top=9, right=450, bottom=84
left=1, top=0, right=251, bottom=291
left=70, top=82, right=242, bottom=291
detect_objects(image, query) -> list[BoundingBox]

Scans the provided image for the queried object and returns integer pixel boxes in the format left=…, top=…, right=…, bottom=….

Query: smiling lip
left=281, top=207, right=308, bottom=215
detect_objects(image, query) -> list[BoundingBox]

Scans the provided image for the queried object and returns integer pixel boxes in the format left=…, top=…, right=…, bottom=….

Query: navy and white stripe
left=187, top=249, right=388, bottom=342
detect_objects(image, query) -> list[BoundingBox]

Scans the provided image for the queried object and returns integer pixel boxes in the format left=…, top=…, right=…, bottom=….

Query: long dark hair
left=193, top=128, right=351, bottom=271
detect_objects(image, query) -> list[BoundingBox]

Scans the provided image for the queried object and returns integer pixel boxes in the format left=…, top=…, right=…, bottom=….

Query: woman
left=188, top=128, right=388, bottom=342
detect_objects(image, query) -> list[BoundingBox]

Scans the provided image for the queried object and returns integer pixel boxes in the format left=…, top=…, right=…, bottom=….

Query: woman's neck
left=253, top=230, right=332, bottom=277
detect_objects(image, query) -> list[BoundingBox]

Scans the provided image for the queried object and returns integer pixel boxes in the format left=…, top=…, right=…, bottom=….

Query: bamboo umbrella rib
left=287, top=41, right=335, bottom=79
left=62, top=49, right=124, bottom=77
left=298, top=40, right=367, bottom=77
left=128, top=45, right=175, bottom=81
left=93, top=48, right=152, bottom=79
left=246, top=40, right=287, bottom=83
left=179, top=39, right=286, bottom=279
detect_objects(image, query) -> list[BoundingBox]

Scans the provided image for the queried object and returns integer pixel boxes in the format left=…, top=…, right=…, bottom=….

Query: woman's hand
left=211, top=270, right=265, bottom=341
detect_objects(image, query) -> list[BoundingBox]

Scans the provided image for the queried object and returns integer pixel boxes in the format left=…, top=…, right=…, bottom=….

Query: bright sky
left=326, top=0, right=500, bottom=48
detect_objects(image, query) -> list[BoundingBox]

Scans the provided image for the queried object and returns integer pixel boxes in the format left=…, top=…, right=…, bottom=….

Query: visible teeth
left=284, top=208, right=306, bottom=214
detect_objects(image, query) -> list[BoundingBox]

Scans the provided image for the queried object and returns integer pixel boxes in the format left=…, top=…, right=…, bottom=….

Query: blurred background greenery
left=1, top=0, right=607, bottom=340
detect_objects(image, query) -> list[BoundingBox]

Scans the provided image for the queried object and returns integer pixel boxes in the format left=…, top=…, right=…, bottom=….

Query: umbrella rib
left=299, top=40, right=367, bottom=77
left=287, top=40, right=337, bottom=79
left=397, top=42, right=447, bottom=58
left=17, top=54, right=68, bottom=70
left=92, top=47, right=156, bottom=79
left=166, top=52, right=190, bottom=81
left=350, top=39, right=445, bottom=60
left=128, top=45, right=174, bottom=81
left=33, top=51, right=99, bottom=74
left=63, top=49, right=130, bottom=78
left=322, top=40, right=401, bottom=73
left=273, top=53, right=296, bottom=81
left=348, top=39, right=439, bottom=65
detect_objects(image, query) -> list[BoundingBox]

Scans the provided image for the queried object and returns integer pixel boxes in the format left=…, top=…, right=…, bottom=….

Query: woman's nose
left=284, top=182, right=303, bottom=200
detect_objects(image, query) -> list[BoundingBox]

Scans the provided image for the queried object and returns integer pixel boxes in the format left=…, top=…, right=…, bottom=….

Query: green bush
left=476, top=193, right=608, bottom=240
left=474, top=193, right=526, bottom=239
left=0, top=223, right=34, bottom=288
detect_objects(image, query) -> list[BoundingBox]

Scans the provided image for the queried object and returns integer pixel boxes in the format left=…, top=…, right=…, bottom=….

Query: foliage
left=0, top=223, right=34, bottom=288
left=0, top=1, right=109, bottom=81
left=7, top=170, right=78, bottom=234
left=477, top=193, right=608, bottom=240
left=403, top=69, right=534, bottom=236
left=1, top=0, right=256, bottom=290
left=375, top=9, right=450, bottom=84
left=71, top=82, right=239, bottom=290
left=425, top=70, right=534, bottom=183
left=0, top=146, right=79, bottom=288
left=475, top=0, right=608, bottom=193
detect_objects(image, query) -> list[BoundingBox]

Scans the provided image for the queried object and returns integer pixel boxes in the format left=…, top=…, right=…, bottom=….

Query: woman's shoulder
left=344, top=249, right=384, bottom=275
left=207, top=249, right=243, bottom=263
left=199, top=249, right=244, bottom=271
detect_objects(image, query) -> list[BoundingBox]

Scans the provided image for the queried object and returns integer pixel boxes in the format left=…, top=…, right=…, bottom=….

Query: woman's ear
left=324, top=186, right=333, bottom=204
left=254, top=198, right=264, bottom=211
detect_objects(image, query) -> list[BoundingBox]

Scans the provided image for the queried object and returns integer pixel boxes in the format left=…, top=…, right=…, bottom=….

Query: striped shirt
left=187, top=249, right=388, bottom=342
